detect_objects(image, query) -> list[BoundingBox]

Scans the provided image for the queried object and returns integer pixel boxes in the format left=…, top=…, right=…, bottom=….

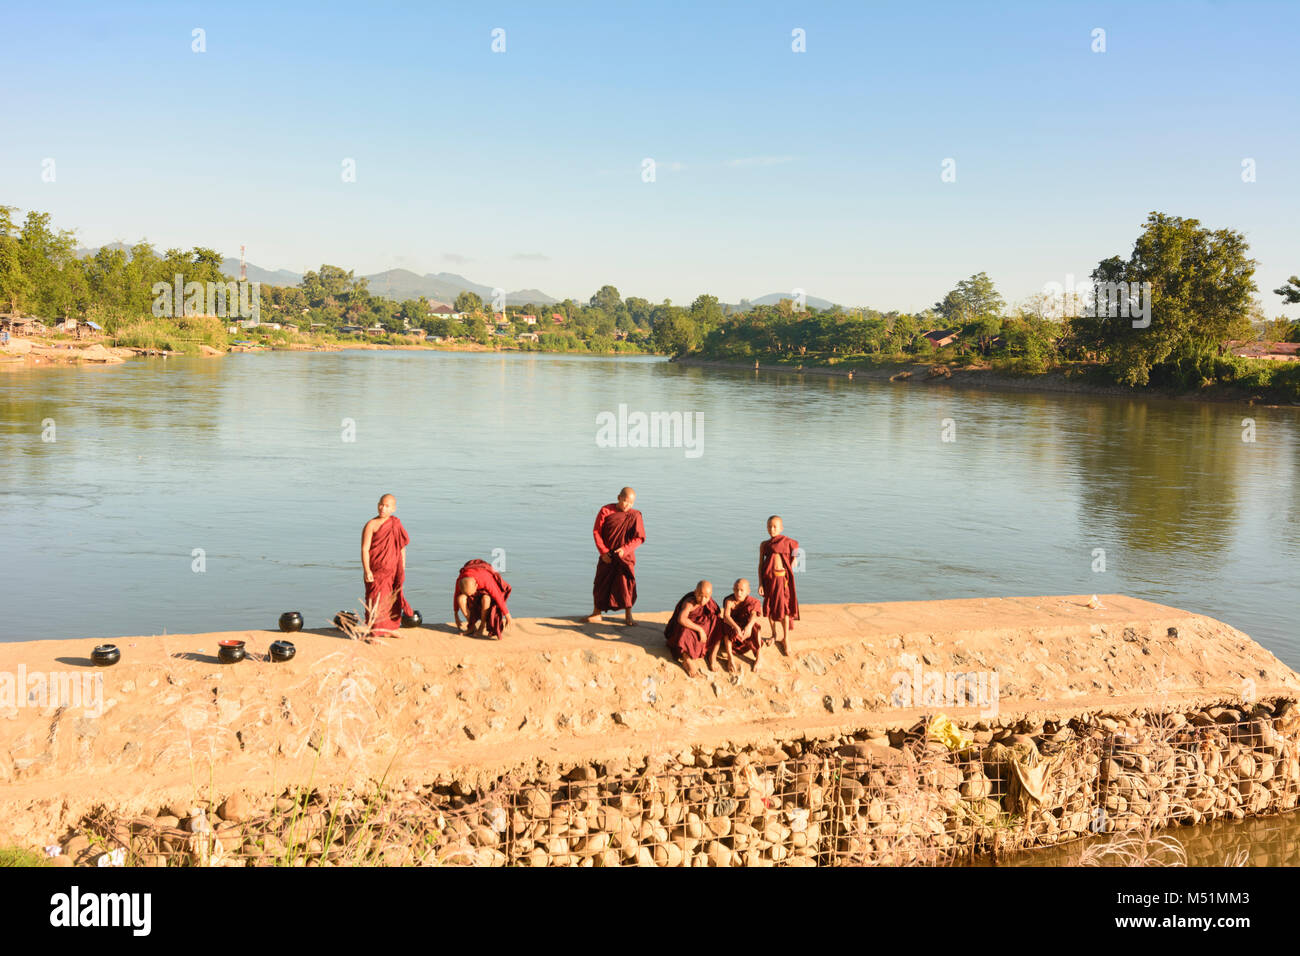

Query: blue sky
left=3, top=0, right=1297, bottom=314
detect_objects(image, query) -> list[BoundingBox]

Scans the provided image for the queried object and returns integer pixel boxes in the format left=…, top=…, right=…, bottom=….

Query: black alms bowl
left=217, top=640, right=246, bottom=664
left=402, top=609, right=423, bottom=628
left=92, top=644, right=120, bottom=666
left=278, top=611, right=304, bottom=633
left=269, top=640, right=296, bottom=662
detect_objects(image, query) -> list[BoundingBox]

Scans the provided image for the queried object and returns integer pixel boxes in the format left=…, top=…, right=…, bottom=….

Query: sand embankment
left=1, top=595, right=1296, bottom=846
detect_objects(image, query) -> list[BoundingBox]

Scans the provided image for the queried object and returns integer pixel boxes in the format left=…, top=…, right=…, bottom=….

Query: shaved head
left=458, top=576, right=478, bottom=595
left=617, top=486, right=636, bottom=511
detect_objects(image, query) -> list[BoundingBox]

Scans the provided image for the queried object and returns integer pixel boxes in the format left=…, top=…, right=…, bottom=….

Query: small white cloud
left=512, top=252, right=550, bottom=262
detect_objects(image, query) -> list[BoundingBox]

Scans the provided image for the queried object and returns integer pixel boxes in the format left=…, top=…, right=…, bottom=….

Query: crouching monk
left=720, top=578, right=764, bottom=672
left=665, top=580, right=721, bottom=678
left=587, top=486, right=645, bottom=626
left=361, top=494, right=413, bottom=637
left=454, top=559, right=512, bottom=639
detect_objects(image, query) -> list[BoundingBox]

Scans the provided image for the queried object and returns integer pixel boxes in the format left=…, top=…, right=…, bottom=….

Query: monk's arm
left=453, top=593, right=466, bottom=627
left=361, top=522, right=375, bottom=581
left=400, top=547, right=406, bottom=575
left=720, top=600, right=740, bottom=634
left=592, top=507, right=611, bottom=554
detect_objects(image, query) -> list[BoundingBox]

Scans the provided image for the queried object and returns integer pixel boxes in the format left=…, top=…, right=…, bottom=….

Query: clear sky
left=3, top=0, right=1297, bottom=314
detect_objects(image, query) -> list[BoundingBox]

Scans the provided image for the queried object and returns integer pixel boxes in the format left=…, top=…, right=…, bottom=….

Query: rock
left=217, top=792, right=248, bottom=823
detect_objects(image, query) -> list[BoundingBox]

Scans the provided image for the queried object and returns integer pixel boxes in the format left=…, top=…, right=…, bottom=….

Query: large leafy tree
left=1087, top=212, right=1256, bottom=385
left=454, top=290, right=482, bottom=313
left=934, top=272, right=1005, bottom=326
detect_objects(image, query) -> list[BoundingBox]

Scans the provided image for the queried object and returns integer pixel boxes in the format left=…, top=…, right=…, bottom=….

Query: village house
left=520, top=314, right=538, bottom=325
left=517, top=331, right=540, bottom=343
left=552, top=313, right=565, bottom=325
left=1228, top=341, right=1300, bottom=362
left=921, top=328, right=960, bottom=348
left=0, top=314, right=47, bottom=336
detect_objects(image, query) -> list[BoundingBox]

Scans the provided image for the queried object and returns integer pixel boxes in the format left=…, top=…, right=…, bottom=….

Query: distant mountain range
left=75, top=244, right=834, bottom=310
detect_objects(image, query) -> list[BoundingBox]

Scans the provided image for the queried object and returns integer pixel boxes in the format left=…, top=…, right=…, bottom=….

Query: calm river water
left=1, top=351, right=1297, bottom=669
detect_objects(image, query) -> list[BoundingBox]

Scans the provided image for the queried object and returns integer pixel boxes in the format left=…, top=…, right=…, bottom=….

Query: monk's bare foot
left=726, top=656, right=739, bottom=674
left=624, top=610, right=636, bottom=626
left=777, top=639, right=789, bottom=657
left=585, top=612, right=604, bottom=623
left=682, top=657, right=702, bottom=678
left=751, top=657, right=760, bottom=672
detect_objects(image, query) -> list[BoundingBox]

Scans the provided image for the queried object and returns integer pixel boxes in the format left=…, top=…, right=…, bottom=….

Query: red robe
left=365, top=516, right=412, bottom=633
left=665, top=591, right=721, bottom=660
left=592, top=504, right=645, bottom=611
left=759, top=535, right=800, bottom=626
left=723, top=594, right=764, bottom=654
left=457, top=559, right=512, bottom=638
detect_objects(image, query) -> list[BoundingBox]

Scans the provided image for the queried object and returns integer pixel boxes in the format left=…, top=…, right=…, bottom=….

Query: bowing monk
left=587, top=486, right=645, bottom=625
left=719, top=578, right=764, bottom=672
left=759, top=515, right=800, bottom=655
left=454, top=559, right=512, bottom=639
left=665, top=580, right=720, bottom=678
left=361, top=494, right=413, bottom=637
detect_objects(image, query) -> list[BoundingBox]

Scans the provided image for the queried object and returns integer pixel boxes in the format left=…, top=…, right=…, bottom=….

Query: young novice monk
left=758, top=515, right=800, bottom=655
left=664, top=580, right=720, bottom=678
left=360, top=494, right=413, bottom=638
left=454, top=559, right=512, bottom=639
left=718, top=578, right=764, bottom=672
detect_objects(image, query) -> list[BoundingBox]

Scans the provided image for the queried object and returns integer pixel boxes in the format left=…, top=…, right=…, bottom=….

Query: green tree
left=1090, top=212, right=1257, bottom=386
left=1274, top=276, right=1300, bottom=306
left=454, top=290, right=483, bottom=314
left=934, top=272, right=1005, bottom=325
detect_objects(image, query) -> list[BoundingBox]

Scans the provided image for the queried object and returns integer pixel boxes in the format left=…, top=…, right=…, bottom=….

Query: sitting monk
left=664, top=580, right=721, bottom=678
left=361, top=494, right=413, bottom=638
left=718, top=578, right=764, bottom=672
left=758, top=514, right=800, bottom=655
left=454, top=559, right=512, bottom=639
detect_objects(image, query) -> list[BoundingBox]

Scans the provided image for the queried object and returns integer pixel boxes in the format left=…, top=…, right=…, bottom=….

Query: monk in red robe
left=719, top=578, right=764, bottom=672
left=361, top=494, right=412, bottom=638
left=759, top=515, right=799, bottom=655
left=454, top=559, right=512, bottom=639
left=587, top=486, right=645, bottom=625
left=665, top=580, right=721, bottom=677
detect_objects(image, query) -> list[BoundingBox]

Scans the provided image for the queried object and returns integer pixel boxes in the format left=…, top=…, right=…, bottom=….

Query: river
left=1, top=351, right=1297, bottom=673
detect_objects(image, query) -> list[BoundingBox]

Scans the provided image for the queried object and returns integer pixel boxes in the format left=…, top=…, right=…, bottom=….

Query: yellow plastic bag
left=927, top=713, right=973, bottom=751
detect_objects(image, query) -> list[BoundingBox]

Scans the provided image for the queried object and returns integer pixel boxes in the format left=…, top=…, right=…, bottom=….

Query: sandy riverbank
left=2, top=594, right=1295, bottom=847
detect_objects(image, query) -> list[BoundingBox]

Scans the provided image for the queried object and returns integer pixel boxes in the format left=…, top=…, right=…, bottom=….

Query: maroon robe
left=457, top=559, right=512, bottom=638
left=759, top=534, right=800, bottom=626
left=592, top=503, right=645, bottom=611
left=723, top=594, right=764, bottom=654
left=365, top=516, right=413, bottom=633
left=665, top=591, right=721, bottom=660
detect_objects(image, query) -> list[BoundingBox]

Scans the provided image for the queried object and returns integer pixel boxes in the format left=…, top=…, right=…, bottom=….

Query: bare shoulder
left=363, top=516, right=382, bottom=534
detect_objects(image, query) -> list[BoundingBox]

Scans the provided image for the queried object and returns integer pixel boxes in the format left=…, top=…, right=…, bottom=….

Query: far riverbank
left=672, top=356, right=1300, bottom=408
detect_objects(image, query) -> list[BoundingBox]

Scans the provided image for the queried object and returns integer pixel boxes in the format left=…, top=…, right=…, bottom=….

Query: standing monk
left=454, top=559, right=512, bottom=639
left=361, top=494, right=413, bottom=637
left=587, top=486, right=645, bottom=626
left=665, top=580, right=720, bottom=678
left=759, top=515, right=800, bottom=655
